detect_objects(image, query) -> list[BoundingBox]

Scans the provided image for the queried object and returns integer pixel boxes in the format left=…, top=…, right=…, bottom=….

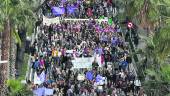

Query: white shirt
left=134, top=80, right=141, bottom=86
left=43, top=51, right=47, bottom=57
left=119, top=72, right=126, bottom=79
left=58, top=51, right=62, bottom=57
left=103, top=2, right=107, bottom=7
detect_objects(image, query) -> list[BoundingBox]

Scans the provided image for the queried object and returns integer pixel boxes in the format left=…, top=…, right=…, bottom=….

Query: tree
left=120, top=0, right=170, bottom=95
left=7, top=79, right=32, bottom=96
left=137, top=16, right=170, bottom=96
left=123, top=0, right=170, bottom=32
left=0, top=0, right=13, bottom=95
left=14, top=0, right=38, bottom=78
left=0, top=0, right=38, bottom=95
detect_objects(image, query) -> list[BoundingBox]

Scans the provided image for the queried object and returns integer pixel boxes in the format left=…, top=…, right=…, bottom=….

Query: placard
left=72, top=57, right=94, bottom=68
left=77, top=74, right=85, bottom=81
left=45, top=88, right=54, bottom=95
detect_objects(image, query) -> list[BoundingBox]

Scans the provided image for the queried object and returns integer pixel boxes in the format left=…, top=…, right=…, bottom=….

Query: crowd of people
left=42, top=0, right=117, bottom=18
left=27, top=0, right=144, bottom=96
left=28, top=18, right=144, bottom=96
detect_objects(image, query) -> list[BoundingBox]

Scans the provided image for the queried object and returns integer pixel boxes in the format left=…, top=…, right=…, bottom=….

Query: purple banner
left=61, top=0, right=67, bottom=3
left=67, top=6, right=77, bottom=14
left=52, top=7, right=65, bottom=16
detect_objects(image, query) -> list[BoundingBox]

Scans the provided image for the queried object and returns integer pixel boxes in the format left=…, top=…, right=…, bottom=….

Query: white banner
left=66, top=50, right=74, bottom=54
left=72, top=57, right=94, bottom=68
left=43, top=15, right=108, bottom=26
left=43, top=16, right=60, bottom=26
left=64, top=18, right=108, bottom=22
left=77, top=74, right=85, bottom=81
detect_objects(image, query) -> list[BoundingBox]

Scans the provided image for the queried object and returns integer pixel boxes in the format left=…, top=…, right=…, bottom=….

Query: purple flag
left=35, top=87, right=45, bottom=96
left=86, top=71, right=93, bottom=80
left=67, top=6, right=77, bottom=14
left=61, top=0, right=66, bottom=3
left=52, top=7, right=65, bottom=16
left=96, top=74, right=103, bottom=82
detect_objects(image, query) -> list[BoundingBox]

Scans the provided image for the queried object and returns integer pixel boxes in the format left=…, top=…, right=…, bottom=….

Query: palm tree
left=122, top=0, right=170, bottom=33
left=0, top=0, right=13, bottom=95
left=137, top=11, right=170, bottom=96
left=0, top=0, right=38, bottom=95
left=120, top=0, right=170, bottom=95
left=14, top=0, right=38, bottom=78
left=130, top=24, right=170, bottom=96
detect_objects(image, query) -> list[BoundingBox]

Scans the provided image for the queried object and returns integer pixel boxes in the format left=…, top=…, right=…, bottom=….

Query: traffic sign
left=127, top=22, right=133, bottom=28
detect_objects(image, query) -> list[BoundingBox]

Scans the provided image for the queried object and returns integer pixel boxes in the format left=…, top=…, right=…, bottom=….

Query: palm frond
left=11, top=28, right=21, bottom=46
left=145, top=69, right=160, bottom=80
left=153, top=27, right=170, bottom=60
left=162, top=0, right=170, bottom=6
left=161, top=64, right=170, bottom=82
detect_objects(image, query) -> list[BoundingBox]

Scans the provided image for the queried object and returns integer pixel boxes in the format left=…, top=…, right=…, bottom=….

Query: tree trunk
left=15, top=28, right=26, bottom=78
left=9, top=36, right=17, bottom=78
left=138, top=0, right=155, bottom=33
left=0, top=19, right=11, bottom=96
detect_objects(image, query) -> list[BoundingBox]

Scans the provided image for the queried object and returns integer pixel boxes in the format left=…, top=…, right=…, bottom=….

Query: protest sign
left=86, top=71, right=93, bottom=80
left=34, top=71, right=46, bottom=85
left=108, top=18, right=113, bottom=25
left=43, top=15, right=60, bottom=26
left=72, top=57, right=94, bottom=68
left=77, top=74, right=85, bottom=81
left=45, top=88, right=54, bottom=96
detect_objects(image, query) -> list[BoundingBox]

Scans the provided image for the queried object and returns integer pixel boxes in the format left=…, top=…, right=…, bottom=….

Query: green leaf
left=12, top=29, right=21, bottom=46
left=6, top=79, right=24, bottom=94
left=161, top=65, right=170, bottom=82
left=162, top=0, right=170, bottom=6
left=146, top=69, right=157, bottom=76
left=148, top=7, right=159, bottom=21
